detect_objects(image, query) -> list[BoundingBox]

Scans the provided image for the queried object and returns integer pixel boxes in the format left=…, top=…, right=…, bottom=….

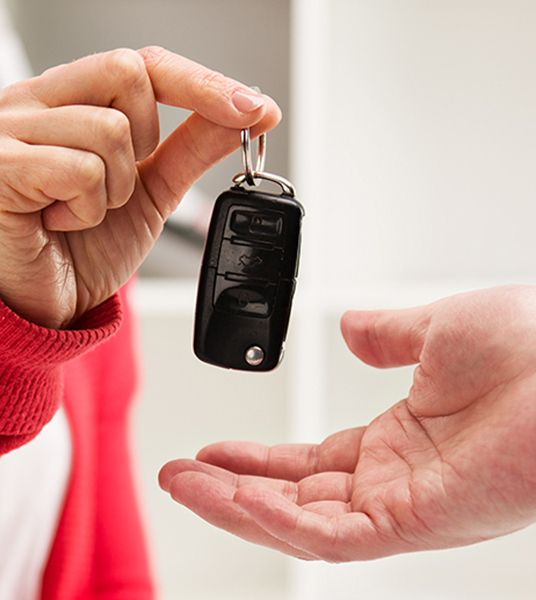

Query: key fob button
left=230, top=209, right=284, bottom=239
left=217, top=240, right=283, bottom=282
left=214, top=278, right=276, bottom=317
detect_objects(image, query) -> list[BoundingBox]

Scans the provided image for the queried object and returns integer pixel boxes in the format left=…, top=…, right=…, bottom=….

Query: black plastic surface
left=193, top=186, right=304, bottom=371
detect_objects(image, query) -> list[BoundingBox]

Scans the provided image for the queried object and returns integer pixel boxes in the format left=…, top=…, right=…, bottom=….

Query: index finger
left=139, top=46, right=281, bottom=128
left=165, top=470, right=318, bottom=560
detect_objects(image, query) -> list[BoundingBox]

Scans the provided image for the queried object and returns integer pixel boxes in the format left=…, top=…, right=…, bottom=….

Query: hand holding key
left=163, top=285, right=536, bottom=561
left=0, top=47, right=281, bottom=329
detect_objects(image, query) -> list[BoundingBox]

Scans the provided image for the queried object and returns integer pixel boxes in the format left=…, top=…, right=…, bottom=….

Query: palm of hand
left=160, top=286, right=536, bottom=561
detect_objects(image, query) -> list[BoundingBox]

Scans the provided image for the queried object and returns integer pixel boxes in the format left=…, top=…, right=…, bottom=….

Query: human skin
left=159, top=284, right=536, bottom=562
left=0, top=46, right=280, bottom=329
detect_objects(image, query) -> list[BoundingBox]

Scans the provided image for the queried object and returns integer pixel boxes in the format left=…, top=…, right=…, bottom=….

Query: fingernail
left=232, top=89, right=265, bottom=114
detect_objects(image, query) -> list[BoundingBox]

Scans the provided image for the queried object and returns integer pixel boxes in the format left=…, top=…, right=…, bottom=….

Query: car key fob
left=194, top=182, right=304, bottom=371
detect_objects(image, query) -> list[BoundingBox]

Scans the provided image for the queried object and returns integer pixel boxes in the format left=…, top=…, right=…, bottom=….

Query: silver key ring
left=234, top=127, right=296, bottom=197
left=241, top=127, right=266, bottom=186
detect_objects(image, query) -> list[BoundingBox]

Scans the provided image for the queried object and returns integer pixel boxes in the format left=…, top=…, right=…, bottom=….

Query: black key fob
left=194, top=184, right=304, bottom=371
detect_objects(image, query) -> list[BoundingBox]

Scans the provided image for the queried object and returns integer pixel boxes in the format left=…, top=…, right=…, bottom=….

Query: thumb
left=340, top=304, right=432, bottom=368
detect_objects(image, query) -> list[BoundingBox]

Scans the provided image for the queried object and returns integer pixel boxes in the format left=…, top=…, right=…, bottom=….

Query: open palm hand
left=160, top=285, right=536, bottom=561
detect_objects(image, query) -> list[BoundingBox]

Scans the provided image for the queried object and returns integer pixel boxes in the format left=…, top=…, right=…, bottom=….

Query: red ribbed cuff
left=0, top=294, right=123, bottom=451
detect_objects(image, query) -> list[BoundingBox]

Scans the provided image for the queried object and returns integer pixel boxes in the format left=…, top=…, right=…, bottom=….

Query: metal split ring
left=241, top=127, right=266, bottom=186
left=233, top=127, right=296, bottom=197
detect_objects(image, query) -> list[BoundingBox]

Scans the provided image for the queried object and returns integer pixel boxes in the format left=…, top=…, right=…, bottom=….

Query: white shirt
left=0, top=408, right=72, bottom=600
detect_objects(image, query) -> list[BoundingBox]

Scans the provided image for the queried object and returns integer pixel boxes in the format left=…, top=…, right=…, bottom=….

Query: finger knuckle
left=100, top=108, right=132, bottom=154
left=106, top=48, right=147, bottom=90
left=191, top=66, right=229, bottom=97
left=71, top=199, right=107, bottom=229
left=138, top=45, right=167, bottom=66
left=0, top=137, right=18, bottom=163
left=0, top=79, right=32, bottom=108
left=87, top=202, right=107, bottom=227
left=76, top=152, right=105, bottom=194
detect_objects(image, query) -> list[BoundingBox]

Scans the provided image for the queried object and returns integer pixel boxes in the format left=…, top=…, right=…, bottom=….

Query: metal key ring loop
left=241, top=128, right=266, bottom=186
left=232, top=171, right=296, bottom=197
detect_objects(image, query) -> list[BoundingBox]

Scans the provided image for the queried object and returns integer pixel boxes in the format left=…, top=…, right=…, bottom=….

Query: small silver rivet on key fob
left=245, top=346, right=265, bottom=367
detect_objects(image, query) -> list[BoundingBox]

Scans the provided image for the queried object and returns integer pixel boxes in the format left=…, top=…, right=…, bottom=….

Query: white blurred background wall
left=5, top=0, right=536, bottom=598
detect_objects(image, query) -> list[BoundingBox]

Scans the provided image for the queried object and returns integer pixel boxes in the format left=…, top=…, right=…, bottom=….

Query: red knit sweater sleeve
left=39, top=282, right=156, bottom=600
left=0, top=295, right=123, bottom=455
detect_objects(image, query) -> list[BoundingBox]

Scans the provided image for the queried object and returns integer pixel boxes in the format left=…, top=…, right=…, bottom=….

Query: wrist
left=0, top=294, right=123, bottom=365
